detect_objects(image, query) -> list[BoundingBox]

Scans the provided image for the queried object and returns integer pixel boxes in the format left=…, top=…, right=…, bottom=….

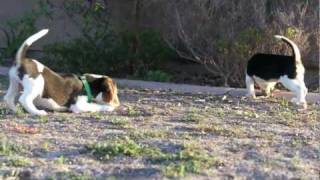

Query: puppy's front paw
left=245, top=93, right=256, bottom=99
left=70, top=105, right=81, bottom=113
left=36, top=110, right=48, bottom=116
left=291, top=98, right=298, bottom=103
left=101, top=105, right=115, bottom=112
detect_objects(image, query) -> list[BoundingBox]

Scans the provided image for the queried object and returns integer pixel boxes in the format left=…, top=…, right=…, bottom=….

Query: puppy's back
left=247, top=53, right=297, bottom=80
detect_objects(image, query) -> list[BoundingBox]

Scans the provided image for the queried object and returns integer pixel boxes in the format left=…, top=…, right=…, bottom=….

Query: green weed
left=127, top=106, right=140, bottom=117
left=55, top=155, right=67, bottom=165
left=109, top=117, right=132, bottom=129
left=4, top=156, right=30, bottom=167
left=0, top=139, right=24, bottom=156
left=194, top=123, right=247, bottom=138
left=86, top=137, right=223, bottom=177
left=48, top=172, right=91, bottom=180
left=86, top=136, right=146, bottom=160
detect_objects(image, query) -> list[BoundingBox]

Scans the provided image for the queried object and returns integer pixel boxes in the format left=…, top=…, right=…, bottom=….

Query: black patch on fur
left=18, top=58, right=40, bottom=79
left=246, top=53, right=297, bottom=80
left=86, top=76, right=107, bottom=97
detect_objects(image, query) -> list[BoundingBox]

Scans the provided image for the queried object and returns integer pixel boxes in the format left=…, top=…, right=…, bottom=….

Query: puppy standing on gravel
left=245, top=35, right=307, bottom=107
left=4, top=29, right=120, bottom=116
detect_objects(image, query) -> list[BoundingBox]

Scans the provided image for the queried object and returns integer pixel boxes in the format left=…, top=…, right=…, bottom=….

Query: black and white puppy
left=4, top=29, right=120, bottom=116
left=246, top=35, right=307, bottom=107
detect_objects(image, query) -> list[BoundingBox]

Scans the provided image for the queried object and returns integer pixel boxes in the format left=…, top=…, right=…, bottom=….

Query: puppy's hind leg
left=4, top=68, right=20, bottom=112
left=19, top=75, right=47, bottom=116
left=280, top=76, right=307, bottom=107
left=245, top=75, right=256, bottom=98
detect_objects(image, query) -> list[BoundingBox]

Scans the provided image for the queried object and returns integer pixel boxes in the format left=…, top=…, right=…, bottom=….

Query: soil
left=0, top=76, right=319, bottom=179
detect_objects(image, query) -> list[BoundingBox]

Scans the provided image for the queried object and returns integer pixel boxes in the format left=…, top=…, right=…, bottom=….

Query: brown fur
left=102, top=78, right=120, bottom=107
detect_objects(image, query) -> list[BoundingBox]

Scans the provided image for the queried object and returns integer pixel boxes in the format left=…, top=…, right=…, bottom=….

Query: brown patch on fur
left=18, top=58, right=40, bottom=79
left=42, top=68, right=83, bottom=106
left=102, top=77, right=120, bottom=107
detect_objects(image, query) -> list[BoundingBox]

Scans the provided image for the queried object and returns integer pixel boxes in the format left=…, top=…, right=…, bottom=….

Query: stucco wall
left=0, top=0, right=81, bottom=49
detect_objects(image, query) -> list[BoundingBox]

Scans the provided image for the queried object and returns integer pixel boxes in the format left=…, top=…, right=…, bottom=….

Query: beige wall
left=0, top=0, right=81, bottom=49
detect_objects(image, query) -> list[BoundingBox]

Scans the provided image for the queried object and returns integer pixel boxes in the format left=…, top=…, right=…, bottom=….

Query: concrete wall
left=0, top=0, right=81, bottom=49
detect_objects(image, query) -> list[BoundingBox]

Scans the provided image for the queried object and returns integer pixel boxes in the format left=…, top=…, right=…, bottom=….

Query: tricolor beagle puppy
left=4, top=29, right=120, bottom=116
left=246, top=35, right=307, bottom=107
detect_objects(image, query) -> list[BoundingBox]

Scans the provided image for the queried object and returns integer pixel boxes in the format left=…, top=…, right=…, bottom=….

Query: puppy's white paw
left=36, top=110, right=48, bottom=116
left=70, top=105, right=81, bottom=113
left=291, top=98, right=298, bottom=103
left=101, top=105, right=115, bottom=112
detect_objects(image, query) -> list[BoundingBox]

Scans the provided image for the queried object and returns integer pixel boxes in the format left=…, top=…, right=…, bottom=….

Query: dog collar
left=80, top=76, right=94, bottom=103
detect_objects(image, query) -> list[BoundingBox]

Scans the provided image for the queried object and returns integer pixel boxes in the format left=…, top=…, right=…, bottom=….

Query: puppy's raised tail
left=15, top=29, right=49, bottom=67
left=274, top=35, right=302, bottom=64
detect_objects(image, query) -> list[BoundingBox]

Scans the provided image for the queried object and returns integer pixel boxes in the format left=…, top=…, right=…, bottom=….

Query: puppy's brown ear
left=103, top=78, right=120, bottom=107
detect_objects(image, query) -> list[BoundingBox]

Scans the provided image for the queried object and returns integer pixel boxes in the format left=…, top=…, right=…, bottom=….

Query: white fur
left=245, top=74, right=255, bottom=98
left=246, top=35, right=307, bottom=106
left=84, top=73, right=105, bottom=78
left=16, top=29, right=49, bottom=67
left=4, top=67, right=21, bottom=112
left=274, top=35, right=301, bottom=63
left=70, top=96, right=114, bottom=113
left=95, top=92, right=104, bottom=104
left=247, top=74, right=307, bottom=104
left=34, top=98, right=67, bottom=111
left=279, top=75, right=307, bottom=104
left=25, top=29, right=49, bottom=46
left=18, top=74, right=47, bottom=116
left=296, top=64, right=305, bottom=81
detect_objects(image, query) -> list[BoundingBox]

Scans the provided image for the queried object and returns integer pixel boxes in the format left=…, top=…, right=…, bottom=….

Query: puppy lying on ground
left=4, top=29, right=120, bottom=116
left=245, top=35, right=307, bottom=108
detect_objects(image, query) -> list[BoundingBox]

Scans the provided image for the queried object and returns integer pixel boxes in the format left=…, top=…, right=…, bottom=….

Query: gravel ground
left=0, top=76, right=319, bottom=179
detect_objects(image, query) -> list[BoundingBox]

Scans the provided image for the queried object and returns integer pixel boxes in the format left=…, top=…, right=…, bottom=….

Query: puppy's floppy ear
left=103, top=78, right=120, bottom=107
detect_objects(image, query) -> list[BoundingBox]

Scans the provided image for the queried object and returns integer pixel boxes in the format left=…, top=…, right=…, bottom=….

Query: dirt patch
left=0, top=77, right=319, bottom=179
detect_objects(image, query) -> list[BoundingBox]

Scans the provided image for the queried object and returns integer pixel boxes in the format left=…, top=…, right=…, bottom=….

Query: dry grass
left=0, top=76, right=319, bottom=179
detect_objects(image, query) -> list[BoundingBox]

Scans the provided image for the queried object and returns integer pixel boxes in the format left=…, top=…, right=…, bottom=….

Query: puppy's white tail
left=274, top=35, right=302, bottom=64
left=15, top=29, right=49, bottom=66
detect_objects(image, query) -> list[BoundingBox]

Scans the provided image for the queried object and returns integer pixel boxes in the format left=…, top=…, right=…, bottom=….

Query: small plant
left=109, top=117, right=132, bottom=129
left=152, top=144, right=224, bottom=177
left=194, top=123, right=247, bottom=138
left=275, top=111, right=297, bottom=127
left=182, top=113, right=204, bottom=123
left=128, top=129, right=171, bottom=140
left=290, top=154, right=304, bottom=171
left=285, top=27, right=298, bottom=39
left=86, top=137, right=222, bottom=177
left=0, top=139, right=23, bottom=155
left=38, top=115, right=49, bottom=123
left=5, top=156, right=30, bottom=167
left=279, top=98, right=289, bottom=108
left=48, top=172, right=91, bottom=180
left=127, top=106, right=140, bottom=117
left=55, top=155, right=66, bottom=165
left=163, top=163, right=186, bottom=178
left=207, top=107, right=226, bottom=118
left=86, top=136, right=144, bottom=160
left=42, top=141, right=50, bottom=152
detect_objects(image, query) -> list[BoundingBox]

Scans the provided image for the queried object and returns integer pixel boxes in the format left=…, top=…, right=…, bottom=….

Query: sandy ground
left=0, top=76, right=319, bottom=179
